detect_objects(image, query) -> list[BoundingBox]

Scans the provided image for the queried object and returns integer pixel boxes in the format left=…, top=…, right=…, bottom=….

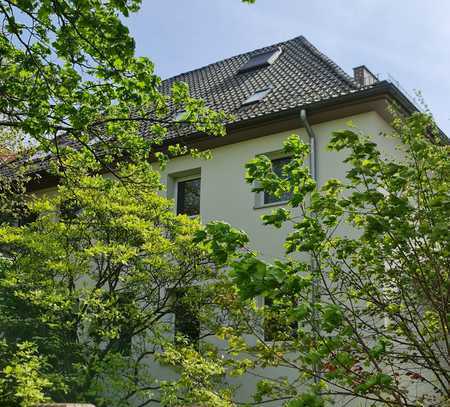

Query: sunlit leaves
left=0, top=169, right=218, bottom=406
left=0, top=341, right=52, bottom=407
left=261, top=207, right=291, bottom=228
left=194, top=221, right=249, bottom=265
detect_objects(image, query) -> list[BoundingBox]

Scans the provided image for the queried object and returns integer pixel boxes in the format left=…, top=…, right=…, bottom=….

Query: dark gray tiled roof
left=159, top=35, right=361, bottom=127
left=1, top=36, right=368, bottom=178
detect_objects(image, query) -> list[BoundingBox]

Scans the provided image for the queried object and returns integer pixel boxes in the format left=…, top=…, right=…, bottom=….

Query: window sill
left=253, top=200, right=290, bottom=210
left=176, top=213, right=201, bottom=220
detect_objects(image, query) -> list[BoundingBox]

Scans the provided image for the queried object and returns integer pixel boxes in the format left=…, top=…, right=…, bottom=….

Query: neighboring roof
left=158, top=35, right=362, bottom=139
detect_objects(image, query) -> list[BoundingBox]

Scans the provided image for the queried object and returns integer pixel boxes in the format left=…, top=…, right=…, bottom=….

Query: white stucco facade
left=160, top=111, right=395, bottom=262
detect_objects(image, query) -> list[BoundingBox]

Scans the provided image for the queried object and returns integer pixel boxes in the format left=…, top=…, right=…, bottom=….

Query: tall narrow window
left=176, top=178, right=201, bottom=216
left=172, top=289, right=200, bottom=347
left=263, top=157, right=292, bottom=205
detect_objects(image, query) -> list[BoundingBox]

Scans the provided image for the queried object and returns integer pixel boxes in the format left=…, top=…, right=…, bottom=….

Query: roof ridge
left=297, top=36, right=359, bottom=90
left=161, top=35, right=307, bottom=85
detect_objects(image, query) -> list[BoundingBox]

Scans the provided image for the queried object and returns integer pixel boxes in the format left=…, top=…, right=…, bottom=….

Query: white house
left=157, top=36, right=411, bottom=263
left=151, top=36, right=422, bottom=405
left=7, top=35, right=429, bottom=406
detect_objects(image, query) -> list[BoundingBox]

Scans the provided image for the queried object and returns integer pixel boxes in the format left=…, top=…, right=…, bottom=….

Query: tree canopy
left=0, top=0, right=229, bottom=181
left=0, top=1, right=241, bottom=406
left=0, top=168, right=227, bottom=406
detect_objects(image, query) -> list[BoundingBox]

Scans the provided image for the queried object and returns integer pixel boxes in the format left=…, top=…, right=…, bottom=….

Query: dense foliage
left=198, top=112, right=449, bottom=407
left=0, top=167, right=228, bottom=406
left=0, top=1, right=252, bottom=406
left=0, top=2, right=227, bottom=403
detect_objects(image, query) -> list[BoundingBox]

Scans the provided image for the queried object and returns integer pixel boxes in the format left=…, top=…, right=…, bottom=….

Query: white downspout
left=300, top=109, right=320, bottom=383
left=300, top=109, right=318, bottom=185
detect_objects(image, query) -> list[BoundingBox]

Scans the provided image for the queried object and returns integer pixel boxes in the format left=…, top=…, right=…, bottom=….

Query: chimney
left=353, top=65, right=378, bottom=86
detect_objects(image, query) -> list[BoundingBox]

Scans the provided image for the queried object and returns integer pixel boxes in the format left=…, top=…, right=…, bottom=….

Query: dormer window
left=241, top=88, right=272, bottom=106
left=238, top=47, right=282, bottom=74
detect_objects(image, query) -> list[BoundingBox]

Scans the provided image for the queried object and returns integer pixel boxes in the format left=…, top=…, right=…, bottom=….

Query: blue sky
left=127, top=0, right=450, bottom=134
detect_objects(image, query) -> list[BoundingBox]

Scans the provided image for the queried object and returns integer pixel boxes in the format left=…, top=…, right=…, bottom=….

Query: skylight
left=174, top=110, right=188, bottom=121
left=238, top=47, right=282, bottom=73
left=241, top=88, right=272, bottom=106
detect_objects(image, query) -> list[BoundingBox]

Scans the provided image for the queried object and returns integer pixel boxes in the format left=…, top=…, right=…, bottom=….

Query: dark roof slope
left=159, top=35, right=362, bottom=129
left=3, top=35, right=417, bottom=179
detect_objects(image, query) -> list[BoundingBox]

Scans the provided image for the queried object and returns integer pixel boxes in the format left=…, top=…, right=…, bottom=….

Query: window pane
left=177, top=178, right=200, bottom=216
left=238, top=47, right=282, bottom=73
left=242, top=88, right=271, bottom=106
left=263, top=157, right=292, bottom=204
left=174, top=110, right=187, bottom=121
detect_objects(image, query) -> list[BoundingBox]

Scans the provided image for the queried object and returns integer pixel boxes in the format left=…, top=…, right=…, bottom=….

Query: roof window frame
left=238, top=47, right=283, bottom=74
left=241, top=87, right=272, bottom=106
